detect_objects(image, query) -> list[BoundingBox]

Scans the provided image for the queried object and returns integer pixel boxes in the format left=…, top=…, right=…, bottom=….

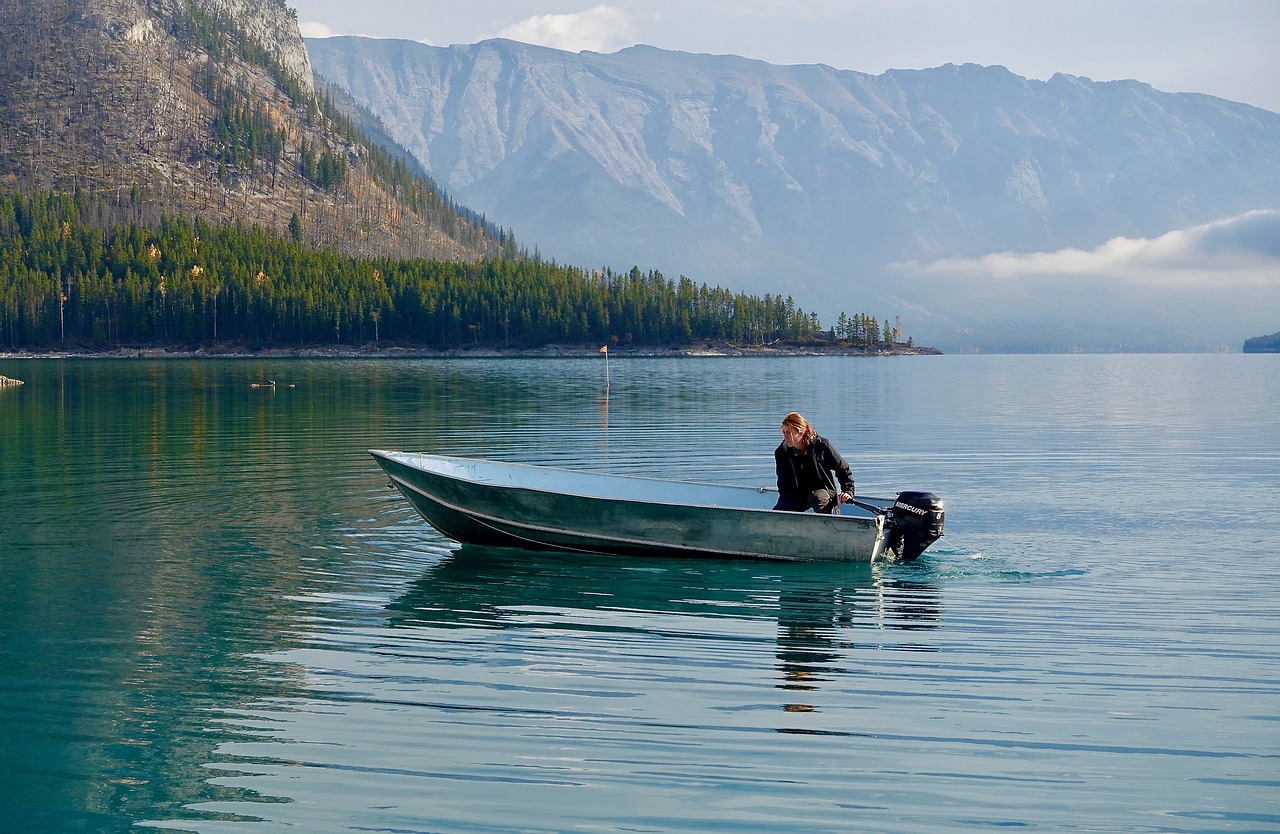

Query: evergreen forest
left=1242, top=331, right=1280, bottom=353
left=0, top=191, right=904, bottom=351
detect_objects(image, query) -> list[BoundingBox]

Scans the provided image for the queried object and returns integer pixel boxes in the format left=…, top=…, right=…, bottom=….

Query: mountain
left=0, top=0, right=505, bottom=263
left=307, top=37, right=1280, bottom=351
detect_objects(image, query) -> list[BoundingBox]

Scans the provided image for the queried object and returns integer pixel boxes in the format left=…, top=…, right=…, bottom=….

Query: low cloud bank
left=897, top=210, right=1280, bottom=287
left=886, top=210, right=1280, bottom=351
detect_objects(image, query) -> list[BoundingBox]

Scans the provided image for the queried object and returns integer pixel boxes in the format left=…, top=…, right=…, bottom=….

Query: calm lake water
left=1, top=354, right=1277, bottom=833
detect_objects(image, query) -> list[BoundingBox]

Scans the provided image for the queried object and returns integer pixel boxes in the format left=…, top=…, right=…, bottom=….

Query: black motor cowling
left=888, top=491, right=945, bottom=561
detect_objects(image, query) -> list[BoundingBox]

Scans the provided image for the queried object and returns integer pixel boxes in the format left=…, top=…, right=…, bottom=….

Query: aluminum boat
left=370, top=450, right=944, bottom=562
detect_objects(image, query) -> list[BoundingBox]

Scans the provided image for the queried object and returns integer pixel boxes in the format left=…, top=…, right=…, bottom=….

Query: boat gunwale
left=382, top=469, right=847, bottom=561
left=369, top=449, right=889, bottom=522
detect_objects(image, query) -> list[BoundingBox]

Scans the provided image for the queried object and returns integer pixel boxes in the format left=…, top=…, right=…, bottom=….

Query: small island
left=1243, top=331, right=1280, bottom=353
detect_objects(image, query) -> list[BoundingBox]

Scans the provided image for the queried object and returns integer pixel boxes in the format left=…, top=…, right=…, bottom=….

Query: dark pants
left=774, top=488, right=838, bottom=514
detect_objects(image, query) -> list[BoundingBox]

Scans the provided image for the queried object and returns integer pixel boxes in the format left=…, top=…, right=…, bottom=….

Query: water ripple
left=3, top=356, right=1278, bottom=833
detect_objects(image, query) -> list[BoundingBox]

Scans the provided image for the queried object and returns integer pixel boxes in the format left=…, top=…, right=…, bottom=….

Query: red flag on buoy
left=599, top=345, right=608, bottom=353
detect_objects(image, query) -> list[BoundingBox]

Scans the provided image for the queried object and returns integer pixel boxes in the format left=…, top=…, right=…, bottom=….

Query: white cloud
left=496, top=4, right=635, bottom=53
left=896, top=210, right=1280, bottom=287
left=299, top=20, right=427, bottom=44
left=298, top=21, right=335, bottom=39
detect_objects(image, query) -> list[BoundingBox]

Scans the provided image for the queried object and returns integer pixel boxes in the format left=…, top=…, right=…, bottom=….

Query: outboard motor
left=888, top=491, right=945, bottom=561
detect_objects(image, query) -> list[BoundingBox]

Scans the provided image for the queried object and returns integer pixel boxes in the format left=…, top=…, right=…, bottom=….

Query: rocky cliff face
left=0, top=0, right=497, bottom=263
left=201, top=0, right=313, bottom=95
left=309, top=37, right=1280, bottom=348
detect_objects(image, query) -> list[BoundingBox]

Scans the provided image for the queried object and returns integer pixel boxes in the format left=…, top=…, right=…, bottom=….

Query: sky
left=288, top=0, right=1280, bottom=114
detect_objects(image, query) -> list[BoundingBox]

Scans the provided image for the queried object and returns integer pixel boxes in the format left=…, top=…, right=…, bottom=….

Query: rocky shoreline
left=0, top=341, right=941, bottom=360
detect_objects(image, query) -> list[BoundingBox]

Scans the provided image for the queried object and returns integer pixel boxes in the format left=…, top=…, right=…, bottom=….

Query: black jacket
left=774, top=435, right=855, bottom=501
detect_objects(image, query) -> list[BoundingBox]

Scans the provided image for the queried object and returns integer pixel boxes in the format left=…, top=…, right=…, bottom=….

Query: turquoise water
left=1, top=355, right=1277, bottom=833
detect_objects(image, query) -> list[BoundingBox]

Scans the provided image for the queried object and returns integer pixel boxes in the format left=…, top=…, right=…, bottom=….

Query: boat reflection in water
left=386, top=546, right=941, bottom=710
left=773, top=577, right=940, bottom=712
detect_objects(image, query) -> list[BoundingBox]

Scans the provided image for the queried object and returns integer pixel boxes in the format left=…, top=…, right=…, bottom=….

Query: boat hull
left=371, top=451, right=892, bottom=562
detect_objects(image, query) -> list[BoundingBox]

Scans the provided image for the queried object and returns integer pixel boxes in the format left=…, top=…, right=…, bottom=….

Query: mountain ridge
left=308, top=36, right=1280, bottom=350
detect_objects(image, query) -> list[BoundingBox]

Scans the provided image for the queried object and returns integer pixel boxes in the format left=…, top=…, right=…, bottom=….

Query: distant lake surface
left=1, top=355, right=1277, bottom=833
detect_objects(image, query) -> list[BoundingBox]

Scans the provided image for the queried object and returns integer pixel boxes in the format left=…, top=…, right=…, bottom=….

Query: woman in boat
left=773, top=412, right=855, bottom=513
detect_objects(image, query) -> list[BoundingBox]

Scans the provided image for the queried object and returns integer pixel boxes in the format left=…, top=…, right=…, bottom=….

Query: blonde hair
left=781, top=412, right=816, bottom=442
